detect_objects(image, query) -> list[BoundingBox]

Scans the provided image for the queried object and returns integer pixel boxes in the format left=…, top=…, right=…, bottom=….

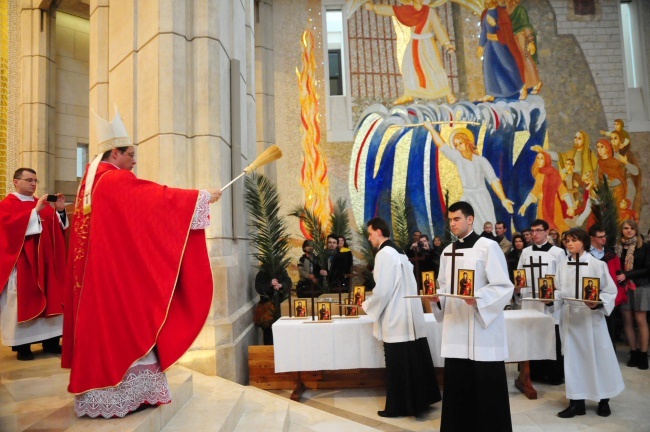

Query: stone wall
left=54, top=12, right=89, bottom=197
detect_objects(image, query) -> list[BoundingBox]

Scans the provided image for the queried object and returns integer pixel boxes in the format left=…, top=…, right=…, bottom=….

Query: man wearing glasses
left=0, top=168, right=68, bottom=361
left=516, top=218, right=566, bottom=385
left=588, top=225, right=621, bottom=344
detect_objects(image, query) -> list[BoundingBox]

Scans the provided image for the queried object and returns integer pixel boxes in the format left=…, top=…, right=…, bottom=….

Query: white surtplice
left=554, top=252, right=624, bottom=401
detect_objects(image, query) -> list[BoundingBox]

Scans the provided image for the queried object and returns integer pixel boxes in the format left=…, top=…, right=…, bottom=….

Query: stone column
left=88, top=0, right=259, bottom=384
left=19, top=1, right=57, bottom=191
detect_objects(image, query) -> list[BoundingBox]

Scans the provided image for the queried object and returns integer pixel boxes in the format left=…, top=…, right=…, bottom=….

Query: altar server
left=554, top=228, right=624, bottom=418
left=516, top=218, right=566, bottom=384
left=432, top=201, right=514, bottom=432
left=362, top=217, right=440, bottom=418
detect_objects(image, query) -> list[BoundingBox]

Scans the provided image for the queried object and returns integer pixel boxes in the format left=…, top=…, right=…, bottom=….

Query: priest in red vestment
left=0, top=168, right=68, bottom=361
left=62, top=107, right=222, bottom=418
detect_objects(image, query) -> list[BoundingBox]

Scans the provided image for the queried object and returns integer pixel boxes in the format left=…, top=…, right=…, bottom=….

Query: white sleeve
left=362, top=251, right=397, bottom=322
left=474, top=242, right=514, bottom=328
left=25, top=209, right=43, bottom=236
left=432, top=247, right=450, bottom=322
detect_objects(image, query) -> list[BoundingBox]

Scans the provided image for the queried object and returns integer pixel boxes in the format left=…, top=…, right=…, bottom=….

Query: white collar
left=11, top=192, right=35, bottom=202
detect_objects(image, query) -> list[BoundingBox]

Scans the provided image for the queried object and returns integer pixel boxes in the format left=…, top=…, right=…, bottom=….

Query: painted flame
left=297, top=30, right=332, bottom=237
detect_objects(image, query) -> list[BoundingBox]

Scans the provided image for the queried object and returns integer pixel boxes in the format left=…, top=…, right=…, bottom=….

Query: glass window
left=326, top=9, right=345, bottom=96
left=77, top=143, right=88, bottom=178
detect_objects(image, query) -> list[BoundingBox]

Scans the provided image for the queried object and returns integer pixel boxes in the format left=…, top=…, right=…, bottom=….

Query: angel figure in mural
left=365, top=0, right=457, bottom=105
left=518, top=150, right=574, bottom=233
left=478, top=0, right=526, bottom=101
left=503, top=0, right=543, bottom=94
left=423, top=122, right=514, bottom=231
left=532, top=130, right=597, bottom=180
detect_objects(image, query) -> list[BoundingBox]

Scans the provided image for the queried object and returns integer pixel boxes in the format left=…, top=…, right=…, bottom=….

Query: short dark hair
left=588, top=225, right=605, bottom=237
left=13, top=168, right=36, bottom=179
left=448, top=201, right=474, bottom=218
left=511, top=234, right=526, bottom=248
left=530, top=219, right=549, bottom=231
left=301, top=239, right=312, bottom=252
left=420, top=234, right=429, bottom=241
left=367, top=217, right=390, bottom=238
left=327, top=234, right=339, bottom=243
left=101, top=146, right=130, bottom=161
left=563, top=228, right=591, bottom=251
left=522, top=228, right=532, bottom=234
left=495, top=221, right=506, bottom=229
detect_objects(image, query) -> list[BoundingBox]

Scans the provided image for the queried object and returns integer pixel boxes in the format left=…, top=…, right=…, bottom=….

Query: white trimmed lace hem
left=74, top=362, right=171, bottom=418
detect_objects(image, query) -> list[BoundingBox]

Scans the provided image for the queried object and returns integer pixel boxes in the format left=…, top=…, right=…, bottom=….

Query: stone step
left=22, top=367, right=193, bottom=432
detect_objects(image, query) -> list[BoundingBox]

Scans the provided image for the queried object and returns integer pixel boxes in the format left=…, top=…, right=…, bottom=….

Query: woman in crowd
left=554, top=228, right=624, bottom=418
left=615, top=219, right=650, bottom=370
left=507, top=234, right=526, bottom=282
left=338, top=236, right=354, bottom=290
left=549, top=228, right=560, bottom=246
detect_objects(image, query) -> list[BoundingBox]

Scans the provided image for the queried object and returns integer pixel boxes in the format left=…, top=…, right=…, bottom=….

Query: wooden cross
left=444, top=243, right=464, bottom=295
left=409, top=248, right=427, bottom=290
left=567, top=253, right=588, bottom=299
left=523, top=256, right=548, bottom=299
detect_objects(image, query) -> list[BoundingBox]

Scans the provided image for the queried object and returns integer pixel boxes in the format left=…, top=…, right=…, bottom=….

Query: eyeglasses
left=18, top=178, right=39, bottom=184
left=531, top=229, right=546, bottom=233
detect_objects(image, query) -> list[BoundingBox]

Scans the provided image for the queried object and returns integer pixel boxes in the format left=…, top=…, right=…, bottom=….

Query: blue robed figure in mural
left=478, top=0, right=526, bottom=102
left=350, top=100, right=547, bottom=240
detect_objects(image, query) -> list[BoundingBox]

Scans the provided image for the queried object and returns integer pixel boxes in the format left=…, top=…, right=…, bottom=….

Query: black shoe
left=639, top=352, right=649, bottom=370
left=627, top=350, right=639, bottom=367
left=558, top=403, right=586, bottom=418
left=42, top=337, right=62, bottom=354
left=377, top=410, right=400, bottom=418
left=16, top=345, right=35, bottom=361
left=597, top=400, right=611, bottom=417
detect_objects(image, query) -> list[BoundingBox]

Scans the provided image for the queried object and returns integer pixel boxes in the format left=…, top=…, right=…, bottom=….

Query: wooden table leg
left=290, top=372, right=306, bottom=401
left=514, top=361, right=537, bottom=400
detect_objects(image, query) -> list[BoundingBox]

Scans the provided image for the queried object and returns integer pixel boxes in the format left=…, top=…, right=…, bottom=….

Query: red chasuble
left=0, top=195, right=66, bottom=321
left=62, top=163, right=213, bottom=394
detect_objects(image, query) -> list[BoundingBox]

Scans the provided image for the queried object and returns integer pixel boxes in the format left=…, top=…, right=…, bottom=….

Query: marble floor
left=1, top=342, right=649, bottom=432
left=270, top=343, right=650, bottom=432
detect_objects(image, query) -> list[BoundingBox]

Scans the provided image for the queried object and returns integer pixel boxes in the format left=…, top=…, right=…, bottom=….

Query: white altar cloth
left=273, top=309, right=555, bottom=373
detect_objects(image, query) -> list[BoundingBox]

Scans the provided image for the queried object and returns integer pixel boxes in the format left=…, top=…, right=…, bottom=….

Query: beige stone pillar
left=19, top=1, right=57, bottom=191
left=88, top=0, right=259, bottom=384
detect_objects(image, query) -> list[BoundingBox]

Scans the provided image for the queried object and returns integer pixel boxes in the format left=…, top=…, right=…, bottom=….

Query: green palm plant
left=244, top=174, right=291, bottom=276
left=391, top=192, right=411, bottom=252
left=357, top=224, right=376, bottom=290
left=290, top=205, right=330, bottom=291
left=591, top=177, right=618, bottom=250
left=330, top=198, right=353, bottom=241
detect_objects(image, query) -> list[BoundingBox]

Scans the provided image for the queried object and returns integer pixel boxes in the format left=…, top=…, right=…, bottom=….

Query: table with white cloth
left=272, top=309, right=555, bottom=399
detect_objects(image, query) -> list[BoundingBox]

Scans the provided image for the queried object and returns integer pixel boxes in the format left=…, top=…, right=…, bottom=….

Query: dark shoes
left=597, top=400, right=611, bottom=417
left=42, top=337, right=62, bottom=354
left=558, top=400, right=586, bottom=418
left=638, top=352, right=649, bottom=370
left=15, top=345, right=35, bottom=361
left=627, top=350, right=639, bottom=367
left=377, top=410, right=400, bottom=418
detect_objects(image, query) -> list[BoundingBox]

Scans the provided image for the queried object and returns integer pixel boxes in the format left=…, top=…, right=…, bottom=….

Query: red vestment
left=0, top=195, right=66, bottom=322
left=62, top=163, right=213, bottom=394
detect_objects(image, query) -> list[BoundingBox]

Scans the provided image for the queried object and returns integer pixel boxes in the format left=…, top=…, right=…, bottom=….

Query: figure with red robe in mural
left=365, top=0, right=456, bottom=105
left=532, top=130, right=598, bottom=181
left=503, top=0, right=542, bottom=94
left=477, top=0, right=526, bottom=101
left=518, top=151, right=574, bottom=233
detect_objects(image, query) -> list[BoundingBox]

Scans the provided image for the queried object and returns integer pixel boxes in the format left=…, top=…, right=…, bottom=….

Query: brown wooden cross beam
left=409, top=248, right=427, bottom=289
left=567, top=253, right=588, bottom=299
left=523, top=256, right=549, bottom=299
left=444, top=243, right=464, bottom=295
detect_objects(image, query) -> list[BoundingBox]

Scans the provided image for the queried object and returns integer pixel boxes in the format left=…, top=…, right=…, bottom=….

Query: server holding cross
left=516, top=219, right=567, bottom=385
left=553, top=228, right=623, bottom=418
left=431, top=201, right=514, bottom=431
